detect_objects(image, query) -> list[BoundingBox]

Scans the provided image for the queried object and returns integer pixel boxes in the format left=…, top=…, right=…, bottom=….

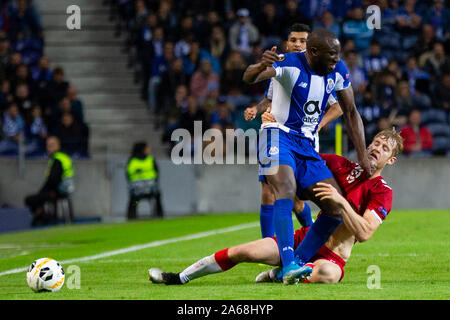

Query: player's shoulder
left=319, top=153, right=352, bottom=169
left=275, top=52, right=302, bottom=67
left=334, top=59, right=350, bottom=76
left=370, top=176, right=393, bottom=195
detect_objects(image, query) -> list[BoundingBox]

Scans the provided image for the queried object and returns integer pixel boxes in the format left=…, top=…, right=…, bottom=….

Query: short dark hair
left=288, top=23, right=311, bottom=35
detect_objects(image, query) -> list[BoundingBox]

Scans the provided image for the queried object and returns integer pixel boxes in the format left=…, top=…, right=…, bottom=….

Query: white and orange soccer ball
left=26, top=258, right=65, bottom=292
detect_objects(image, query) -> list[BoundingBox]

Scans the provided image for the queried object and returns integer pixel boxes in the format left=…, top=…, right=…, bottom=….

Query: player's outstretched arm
left=313, top=182, right=380, bottom=242
left=317, top=102, right=343, bottom=132
left=336, top=87, right=372, bottom=175
left=242, top=46, right=278, bottom=84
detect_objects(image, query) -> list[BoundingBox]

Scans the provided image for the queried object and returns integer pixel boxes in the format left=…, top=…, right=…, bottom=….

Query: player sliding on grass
left=149, top=129, right=403, bottom=285
left=243, top=24, right=343, bottom=237
left=241, top=28, right=371, bottom=284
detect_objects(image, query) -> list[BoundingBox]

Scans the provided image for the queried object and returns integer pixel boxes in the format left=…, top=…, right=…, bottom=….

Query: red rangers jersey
left=320, top=154, right=393, bottom=224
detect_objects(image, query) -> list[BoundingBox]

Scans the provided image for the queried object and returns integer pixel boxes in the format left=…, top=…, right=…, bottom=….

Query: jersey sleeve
left=319, top=153, right=350, bottom=172
left=334, top=60, right=351, bottom=91
left=366, top=179, right=393, bottom=224
left=327, top=91, right=337, bottom=105
left=264, top=79, right=273, bottom=100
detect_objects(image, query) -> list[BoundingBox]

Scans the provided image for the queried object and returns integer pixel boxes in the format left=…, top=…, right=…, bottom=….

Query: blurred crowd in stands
left=0, top=0, right=89, bottom=158
left=111, top=0, right=450, bottom=157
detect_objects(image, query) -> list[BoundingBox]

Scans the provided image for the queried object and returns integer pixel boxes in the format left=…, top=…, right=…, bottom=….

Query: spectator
left=148, top=41, right=175, bottom=110
left=126, top=142, right=163, bottom=219
left=343, top=50, right=367, bottom=103
left=14, top=82, right=32, bottom=116
left=163, top=84, right=188, bottom=143
left=400, top=109, right=434, bottom=156
left=24, top=136, right=74, bottom=226
left=220, top=50, right=247, bottom=95
left=31, top=56, right=52, bottom=89
left=342, top=7, right=374, bottom=53
left=394, top=81, right=414, bottom=125
left=157, top=0, right=177, bottom=36
left=179, top=95, right=207, bottom=135
left=395, top=0, right=422, bottom=50
left=189, top=58, right=219, bottom=101
left=206, top=25, right=229, bottom=66
left=158, top=58, right=189, bottom=115
left=414, top=24, right=437, bottom=58
left=282, top=0, right=311, bottom=35
left=0, top=35, right=11, bottom=82
left=376, top=71, right=398, bottom=115
left=254, top=2, right=282, bottom=49
left=422, top=0, right=450, bottom=40
left=228, top=8, right=259, bottom=57
left=363, top=40, right=388, bottom=80
left=55, top=112, right=84, bottom=156
left=210, top=99, right=234, bottom=131
left=0, top=102, right=24, bottom=155
left=422, top=42, right=448, bottom=81
left=314, top=11, right=341, bottom=39
left=432, top=73, right=450, bottom=110
left=402, top=56, right=429, bottom=95
left=9, top=0, right=42, bottom=40
left=66, top=85, right=85, bottom=124
left=195, top=11, right=221, bottom=48
left=24, top=104, right=47, bottom=156
left=43, top=66, right=69, bottom=109
left=0, top=79, right=13, bottom=111
left=357, top=89, right=382, bottom=126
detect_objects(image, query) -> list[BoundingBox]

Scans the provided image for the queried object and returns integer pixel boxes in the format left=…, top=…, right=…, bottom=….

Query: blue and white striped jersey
left=262, top=51, right=350, bottom=141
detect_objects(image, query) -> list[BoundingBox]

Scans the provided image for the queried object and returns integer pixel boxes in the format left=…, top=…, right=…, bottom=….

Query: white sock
left=179, top=254, right=223, bottom=284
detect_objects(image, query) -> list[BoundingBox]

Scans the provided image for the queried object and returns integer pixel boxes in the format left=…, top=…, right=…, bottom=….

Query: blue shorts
left=258, top=128, right=333, bottom=199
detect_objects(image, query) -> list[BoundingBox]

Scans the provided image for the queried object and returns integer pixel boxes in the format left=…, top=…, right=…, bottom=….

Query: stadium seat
left=427, top=123, right=450, bottom=138
left=421, top=109, right=447, bottom=125
left=432, top=136, right=450, bottom=154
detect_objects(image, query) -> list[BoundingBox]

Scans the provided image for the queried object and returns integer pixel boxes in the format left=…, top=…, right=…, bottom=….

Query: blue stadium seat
left=421, top=109, right=447, bottom=125
left=427, top=123, right=450, bottom=138
left=432, top=136, right=450, bottom=153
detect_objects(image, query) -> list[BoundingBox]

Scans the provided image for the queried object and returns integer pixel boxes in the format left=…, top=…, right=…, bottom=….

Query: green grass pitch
left=0, top=209, right=449, bottom=300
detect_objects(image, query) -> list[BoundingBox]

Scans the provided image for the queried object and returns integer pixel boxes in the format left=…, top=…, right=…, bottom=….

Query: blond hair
left=374, top=127, right=404, bottom=157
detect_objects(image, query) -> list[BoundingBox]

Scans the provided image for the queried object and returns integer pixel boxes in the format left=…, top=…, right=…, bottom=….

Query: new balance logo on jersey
left=298, top=82, right=308, bottom=88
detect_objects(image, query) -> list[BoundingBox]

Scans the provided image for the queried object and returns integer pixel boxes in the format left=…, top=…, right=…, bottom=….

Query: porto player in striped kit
left=148, top=129, right=402, bottom=285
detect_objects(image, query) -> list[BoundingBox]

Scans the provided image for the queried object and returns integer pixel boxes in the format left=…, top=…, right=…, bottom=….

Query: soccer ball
left=26, top=258, right=65, bottom=292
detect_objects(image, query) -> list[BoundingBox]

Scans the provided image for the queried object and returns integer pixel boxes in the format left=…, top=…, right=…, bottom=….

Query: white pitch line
left=0, top=221, right=259, bottom=277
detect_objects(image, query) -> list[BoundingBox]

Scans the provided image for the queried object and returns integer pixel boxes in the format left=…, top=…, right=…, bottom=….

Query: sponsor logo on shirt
left=377, top=206, right=388, bottom=217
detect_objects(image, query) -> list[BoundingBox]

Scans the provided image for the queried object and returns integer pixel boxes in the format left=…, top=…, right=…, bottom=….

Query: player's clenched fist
left=244, top=106, right=257, bottom=121
left=261, top=107, right=275, bottom=123
left=313, top=182, right=345, bottom=205
left=261, top=46, right=280, bottom=67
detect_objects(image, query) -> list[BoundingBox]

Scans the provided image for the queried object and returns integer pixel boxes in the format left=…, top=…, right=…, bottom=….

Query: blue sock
left=294, top=214, right=342, bottom=266
left=273, top=198, right=295, bottom=268
left=260, top=204, right=274, bottom=238
left=294, top=202, right=313, bottom=228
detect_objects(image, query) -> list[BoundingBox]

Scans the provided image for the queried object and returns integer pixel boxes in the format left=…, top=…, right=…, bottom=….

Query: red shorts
left=271, top=227, right=346, bottom=282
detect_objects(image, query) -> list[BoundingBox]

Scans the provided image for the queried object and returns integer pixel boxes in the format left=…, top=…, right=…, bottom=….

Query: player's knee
left=261, top=184, right=275, bottom=205
left=313, top=264, right=340, bottom=284
left=271, top=180, right=296, bottom=200
left=228, top=245, right=251, bottom=263
left=293, top=199, right=305, bottom=214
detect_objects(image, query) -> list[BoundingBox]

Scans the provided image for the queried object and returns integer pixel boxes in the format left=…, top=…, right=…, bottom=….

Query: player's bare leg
left=149, top=238, right=280, bottom=285
left=306, top=259, right=341, bottom=284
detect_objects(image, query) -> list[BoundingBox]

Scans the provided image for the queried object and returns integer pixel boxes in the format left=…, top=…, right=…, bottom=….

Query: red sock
left=214, top=248, right=236, bottom=271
